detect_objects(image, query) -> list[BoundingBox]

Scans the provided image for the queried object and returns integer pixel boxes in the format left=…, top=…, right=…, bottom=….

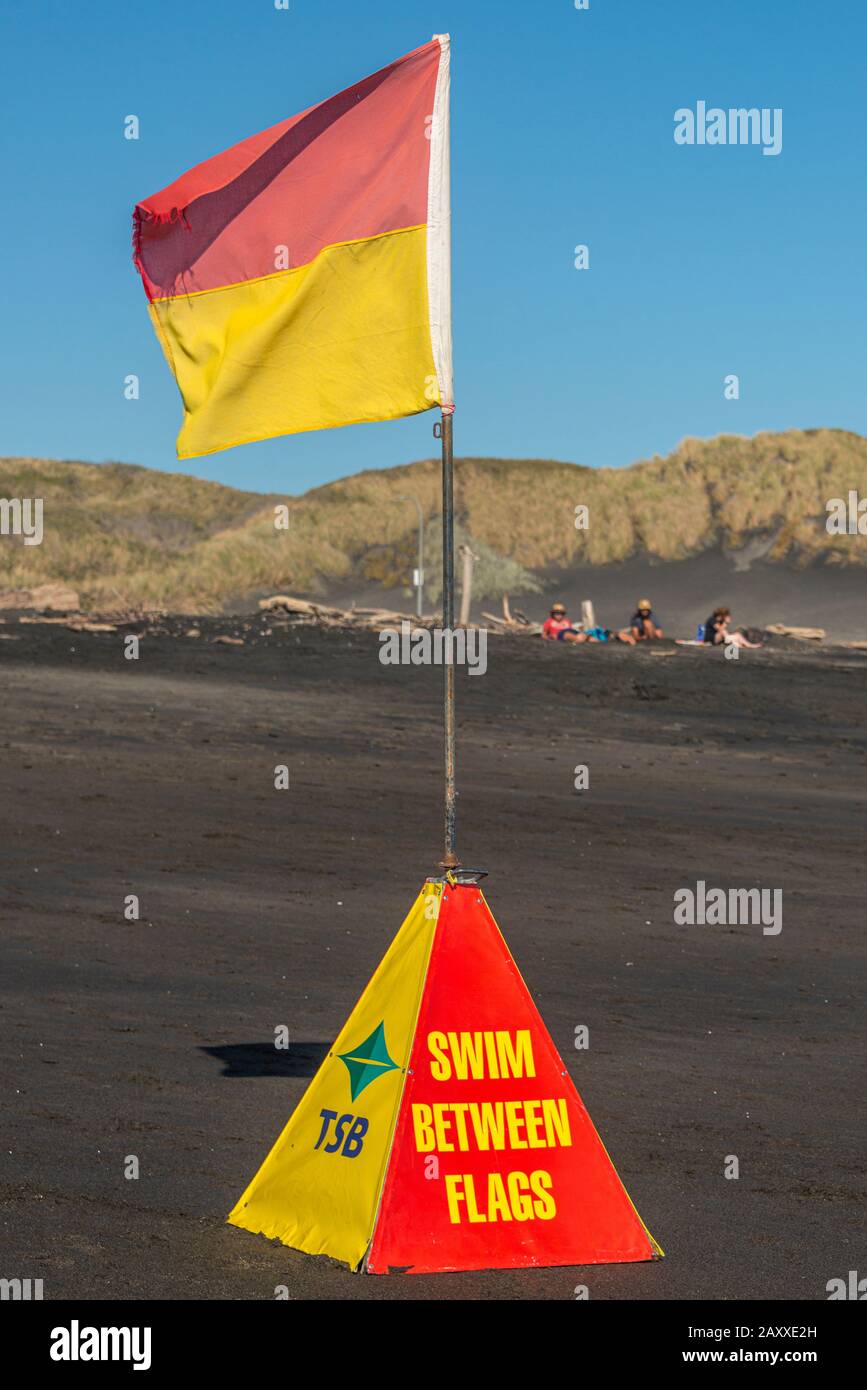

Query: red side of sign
left=367, top=885, right=661, bottom=1274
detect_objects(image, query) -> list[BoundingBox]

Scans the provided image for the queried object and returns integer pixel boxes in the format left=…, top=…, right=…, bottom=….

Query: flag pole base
left=431, top=865, right=488, bottom=885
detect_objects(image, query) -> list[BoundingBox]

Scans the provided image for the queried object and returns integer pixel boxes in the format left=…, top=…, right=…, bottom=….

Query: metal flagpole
left=438, top=409, right=458, bottom=868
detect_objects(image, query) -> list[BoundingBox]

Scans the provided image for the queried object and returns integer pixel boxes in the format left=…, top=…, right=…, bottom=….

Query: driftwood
left=261, top=594, right=465, bottom=632
left=481, top=611, right=541, bottom=636
left=766, top=623, right=825, bottom=641
left=485, top=594, right=537, bottom=633
left=259, top=594, right=344, bottom=619
left=257, top=589, right=544, bottom=633
left=259, top=593, right=439, bottom=632
left=18, top=614, right=119, bottom=633
left=259, top=592, right=539, bottom=634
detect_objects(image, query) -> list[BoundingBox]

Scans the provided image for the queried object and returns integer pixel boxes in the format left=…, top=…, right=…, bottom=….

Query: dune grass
left=1, top=428, right=864, bottom=613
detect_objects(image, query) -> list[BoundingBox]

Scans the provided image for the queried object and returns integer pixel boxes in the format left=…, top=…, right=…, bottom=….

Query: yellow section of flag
left=150, top=227, right=439, bottom=458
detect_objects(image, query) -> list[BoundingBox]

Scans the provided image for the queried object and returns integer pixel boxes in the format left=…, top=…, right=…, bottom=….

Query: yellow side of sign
left=227, top=883, right=441, bottom=1269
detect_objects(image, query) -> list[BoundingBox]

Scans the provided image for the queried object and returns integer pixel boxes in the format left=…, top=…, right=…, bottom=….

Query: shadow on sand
left=201, top=1041, right=329, bottom=1079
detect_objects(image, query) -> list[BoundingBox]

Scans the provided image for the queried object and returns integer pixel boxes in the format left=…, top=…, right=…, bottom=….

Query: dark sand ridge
left=326, top=549, right=867, bottom=644
left=0, top=622, right=863, bottom=1299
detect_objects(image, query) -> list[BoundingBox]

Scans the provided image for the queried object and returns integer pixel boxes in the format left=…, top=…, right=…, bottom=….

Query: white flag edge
left=427, top=33, right=453, bottom=408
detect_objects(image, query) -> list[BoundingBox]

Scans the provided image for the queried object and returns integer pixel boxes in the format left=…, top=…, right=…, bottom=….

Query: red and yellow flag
left=133, top=36, right=452, bottom=458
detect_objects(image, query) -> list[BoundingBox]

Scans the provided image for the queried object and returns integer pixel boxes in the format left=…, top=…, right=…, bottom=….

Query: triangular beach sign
left=228, top=882, right=662, bottom=1274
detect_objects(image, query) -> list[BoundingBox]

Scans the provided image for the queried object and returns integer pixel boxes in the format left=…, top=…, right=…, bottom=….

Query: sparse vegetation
left=418, top=517, right=542, bottom=606
left=1, top=428, right=865, bottom=612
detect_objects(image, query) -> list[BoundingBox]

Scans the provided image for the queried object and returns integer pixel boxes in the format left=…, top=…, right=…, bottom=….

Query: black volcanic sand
left=0, top=617, right=864, bottom=1301
left=326, top=550, right=867, bottom=644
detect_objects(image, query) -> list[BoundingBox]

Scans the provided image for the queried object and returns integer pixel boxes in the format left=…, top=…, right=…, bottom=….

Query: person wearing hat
left=630, top=598, right=664, bottom=641
left=542, top=603, right=635, bottom=645
left=542, top=602, right=588, bottom=642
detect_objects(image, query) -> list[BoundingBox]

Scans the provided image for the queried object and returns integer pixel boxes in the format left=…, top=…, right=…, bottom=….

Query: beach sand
left=1, top=620, right=864, bottom=1299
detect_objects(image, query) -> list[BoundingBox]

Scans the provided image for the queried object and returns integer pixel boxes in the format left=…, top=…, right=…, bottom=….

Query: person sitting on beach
left=630, top=599, right=664, bottom=641
left=703, top=606, right=762, bottom=649
left=542, top=602, right=588, bottom=643
left=542, top=603, right=636, bottom=646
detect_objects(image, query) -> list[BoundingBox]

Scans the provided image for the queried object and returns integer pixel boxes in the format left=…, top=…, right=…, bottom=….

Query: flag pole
left=440, top=407, right=459, bottom=869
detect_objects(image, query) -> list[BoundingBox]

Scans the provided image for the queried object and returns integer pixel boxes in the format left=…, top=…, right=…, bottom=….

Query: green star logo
left=338, top=1021, right=399, bottom=1101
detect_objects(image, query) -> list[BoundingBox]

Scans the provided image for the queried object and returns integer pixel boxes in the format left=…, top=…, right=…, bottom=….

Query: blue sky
left=2, top=0, right=865, bottom=495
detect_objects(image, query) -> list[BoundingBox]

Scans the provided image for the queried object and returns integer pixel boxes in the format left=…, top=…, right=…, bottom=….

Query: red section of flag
left=368, top=886, right=659, bottom=1274
left=134, top=38, right=441, bottom=300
